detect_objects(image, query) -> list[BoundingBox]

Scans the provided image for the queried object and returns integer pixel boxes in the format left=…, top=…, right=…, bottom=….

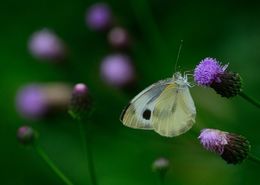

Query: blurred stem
left=156, top=172, right=165, bottom=185
left=248, top=154, right=260, bottom=165
left=79, top=119, right=98, bottom=185
left=130, top=0, right=169, bottom=63
left=239, top=92, right=260, bottom=109
left=35, top=145, right=74, bottom=185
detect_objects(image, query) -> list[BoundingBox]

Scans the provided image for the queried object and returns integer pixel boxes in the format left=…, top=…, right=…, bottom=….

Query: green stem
left=130, top=0, right=169, bottom=64
left=35, top=145, right=74, bottom=185
left=248, top=154, right=260, bottom=165
left=156, top=172, right=165, bottom=185
left=239, top=92, right=260, bottom=109
left=79, top=119, right=98, bottom=185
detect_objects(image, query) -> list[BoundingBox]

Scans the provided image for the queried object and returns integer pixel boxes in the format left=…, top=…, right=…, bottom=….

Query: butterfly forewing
left=120, top=78, right=172, bottom=129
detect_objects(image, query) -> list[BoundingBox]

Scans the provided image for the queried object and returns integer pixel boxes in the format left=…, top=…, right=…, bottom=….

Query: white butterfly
left=120, top=72, right=196, bottom=137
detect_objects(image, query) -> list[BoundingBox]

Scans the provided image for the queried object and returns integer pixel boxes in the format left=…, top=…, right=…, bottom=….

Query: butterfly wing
left=120, top=78, right=172, bottom=129
left=152, top=83, right=196, bottom=137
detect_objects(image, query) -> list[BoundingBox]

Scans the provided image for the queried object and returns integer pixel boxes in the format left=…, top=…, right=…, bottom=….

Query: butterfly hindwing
left=152, top=83, right=196, bottom=137
left=120, top=78, right=172, bottom=129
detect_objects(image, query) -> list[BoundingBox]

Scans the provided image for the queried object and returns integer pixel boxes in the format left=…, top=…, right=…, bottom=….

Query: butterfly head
left=173, top=72, right=191, bottom=87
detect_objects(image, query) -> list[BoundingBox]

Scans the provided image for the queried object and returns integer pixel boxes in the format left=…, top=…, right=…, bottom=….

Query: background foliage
left=1, top=0, right=260, bottom=184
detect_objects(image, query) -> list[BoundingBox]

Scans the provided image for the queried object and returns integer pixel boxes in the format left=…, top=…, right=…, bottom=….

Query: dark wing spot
left=142, top=109, right=151, bottom=120
left=120, top=103, right=131, bottom=121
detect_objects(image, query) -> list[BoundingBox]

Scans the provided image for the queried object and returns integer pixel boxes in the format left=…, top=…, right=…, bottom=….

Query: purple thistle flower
left=194, top=57, right=226, bottom=86
left=100, top=54, right=135, bottom=88
left=28, top=29, right=66, bottom=61
left=69, top=83, right=92, bottom=120
left=108, top=27, right=129, bottom=48
left=16, top=85, right=47, bottom=120
left=199, top=128, right=250, bottom=164
left=86, top=3, right=112, bottom=31
left=17, top=126, right=36, bottom=145
left=194, top=57, right=242, bottom=98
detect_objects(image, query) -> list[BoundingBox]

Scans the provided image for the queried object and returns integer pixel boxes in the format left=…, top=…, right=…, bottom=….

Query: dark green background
left=1, top=0, right=260, bottom=184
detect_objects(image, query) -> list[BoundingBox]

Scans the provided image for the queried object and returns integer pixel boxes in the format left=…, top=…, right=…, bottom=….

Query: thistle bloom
left=69, top=83, right=92, bottom=120
left=86, top=3, right=112, bottom=31
left=17, top=126, right=36, bottom=145
left=100, top=54, right=135, bottom=88
left=199, top=128, right=250, bottom=164
left=194, top=57, right=242, bottom=98
left=28, top=29, right=66, bottom=61
left=108, top=27, right=129, bottom=48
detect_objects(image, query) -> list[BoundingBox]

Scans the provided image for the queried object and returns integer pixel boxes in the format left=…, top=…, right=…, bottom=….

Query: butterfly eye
left=142, top=109, right=151, bottom=120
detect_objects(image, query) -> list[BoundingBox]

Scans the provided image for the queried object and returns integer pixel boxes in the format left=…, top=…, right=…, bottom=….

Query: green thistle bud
left=211, top=71, right=242, bottom=98
left=17, top=126, right=37, bottom=146
left=68, top=83, right=92, bottom=120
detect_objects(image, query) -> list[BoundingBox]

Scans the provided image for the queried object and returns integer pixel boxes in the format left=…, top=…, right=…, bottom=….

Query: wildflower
left=194, top=57, right=242, bottom=98
left=152, top=157, right=170, bottom=182
left=108, top=27, right=129, bottom=48
left=198, top=128, right=250, bottom=164
left=28, top=29, right=66, bottom=61
left=86, top=3, right=112, bottom=31
left=68, top=83, right=92, bottom=120
left=100, top=54, right=135, bottom=88
left=16, top=83, right=71, bottom=120
left=17, top=126, right=37, bottom=145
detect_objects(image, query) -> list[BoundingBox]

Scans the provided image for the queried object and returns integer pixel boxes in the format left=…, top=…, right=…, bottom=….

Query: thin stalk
left=130, top=0, right=169, bottom=64
left=248, top=154, right=260, bottom=165
left=35, top=145, right=74, bottom=185
left=239, top=92, right=260, bottom=109
left=79, top=119, right=98, bottom=185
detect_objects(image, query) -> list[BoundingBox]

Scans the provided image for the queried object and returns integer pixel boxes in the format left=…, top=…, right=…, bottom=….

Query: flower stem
left=79, top=119, right=98, bottom=185
left=156, top=173, right=165, bottom=185
left=239, top=92, right=260, bottom=109
left=130, top=0, right=169, bottom=63
left=248, top=154, right=260, bottom=165
left=35, top=145, right=74, bottom=185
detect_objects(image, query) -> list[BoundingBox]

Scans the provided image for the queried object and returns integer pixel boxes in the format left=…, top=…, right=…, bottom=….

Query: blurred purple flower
left=16, top=83, right=72, bottom=120
left=86, top=3, right=112, bottom=31
left=28, top=29, right=66, bottom=61
left=108, top=27, right=129, bottom=48
left=16, top=85, right=47, bottom=120
left=100, top=54, right=135, bottom=87
left=194, top=57, right=227, bottom=86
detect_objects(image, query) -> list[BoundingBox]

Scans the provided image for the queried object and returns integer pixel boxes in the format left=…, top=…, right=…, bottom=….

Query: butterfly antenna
left=174, top=40, right=183, bottom=72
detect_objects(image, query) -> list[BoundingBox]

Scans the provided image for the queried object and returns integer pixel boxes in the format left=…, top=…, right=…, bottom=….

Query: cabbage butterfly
left=120, top=72, right=196, bottom=137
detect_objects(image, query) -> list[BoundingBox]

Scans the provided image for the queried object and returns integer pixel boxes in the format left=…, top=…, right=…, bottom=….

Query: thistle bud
left=17, top=126, right=36, bottom=146
left=198, top=128, right=250, bottom=164
left=194, top=57, right=242, bottom=98
left=108, top=27, right=129, bottom=49
left=68, top=83, right=92, bottom=120
left=152, top=157, right=170, bottom=178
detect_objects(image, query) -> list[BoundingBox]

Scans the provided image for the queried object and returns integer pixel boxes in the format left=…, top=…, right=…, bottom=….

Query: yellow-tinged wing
left=152, top=84, right=196, bottom=137
left=120, top=78, right=172, bottom=129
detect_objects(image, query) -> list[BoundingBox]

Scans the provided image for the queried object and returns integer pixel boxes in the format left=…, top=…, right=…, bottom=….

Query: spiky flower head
left=194, top=57, right=242, bottom=98
left=68, top=83, right=92, bottom=120
left=17, top=126, right=37, bottom=146
left=198, top=128, right=250, bottom=164
left=152, top=157, right=170, bottom=180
